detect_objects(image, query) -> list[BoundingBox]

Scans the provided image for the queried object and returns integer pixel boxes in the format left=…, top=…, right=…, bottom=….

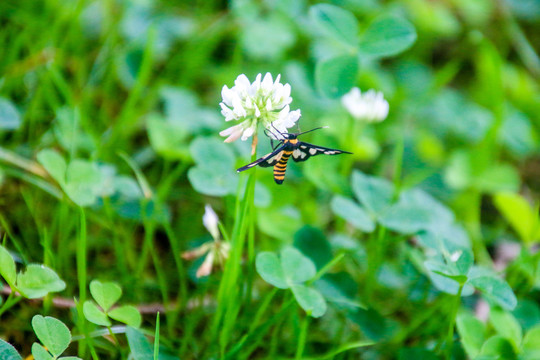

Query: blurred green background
left=1, top=0, right=540, bottom=358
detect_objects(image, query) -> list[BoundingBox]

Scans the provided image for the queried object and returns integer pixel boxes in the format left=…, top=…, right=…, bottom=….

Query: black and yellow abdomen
left=273, top=150, right=292, bottom=184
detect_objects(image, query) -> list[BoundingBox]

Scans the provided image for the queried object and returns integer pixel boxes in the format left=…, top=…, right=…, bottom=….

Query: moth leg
left=265, top=128, right=282, bottom=150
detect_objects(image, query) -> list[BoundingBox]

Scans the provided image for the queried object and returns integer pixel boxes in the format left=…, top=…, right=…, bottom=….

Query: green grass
left=1, top=0, right=540, bottom=359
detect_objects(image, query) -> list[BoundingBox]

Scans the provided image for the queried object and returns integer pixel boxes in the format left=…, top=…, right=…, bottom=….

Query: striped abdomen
left=273, top=150, right=292, bottom=184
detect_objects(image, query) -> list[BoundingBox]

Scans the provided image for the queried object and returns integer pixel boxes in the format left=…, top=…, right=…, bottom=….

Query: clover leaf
left=187, top=137, right=238, bottom=197
left=359, top=15, right=417, bottom=58
left=31, top=315, right=81, bottom=360
left=0, top=245, right=65, bottom=299
left=0, top=245, right=17, bottom=286
left=16, top=265, right=66, bottom=299
left=90, top=280, right=122, bottom=312
left=424, top=257, right=517, bottom=311
left=256, top=247, right=326, bottom=318
left=333, top=170, right=455, bottom=235
left=331, top=196, right=375, bottom=233
left=37, top=149, right=104, bottom=207
left=291, top=284, right=327, bottom=318
left=0, top=339, right=22, bottom=360
left=309, top=4, right=359, bottom=47
left=0, top=97, right=21, bottom=130
left=83, top=280, right=142, bottom=328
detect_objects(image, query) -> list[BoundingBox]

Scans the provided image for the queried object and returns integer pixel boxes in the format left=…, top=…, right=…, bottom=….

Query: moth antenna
left=296, top=126, right=329, bottom=136
left=265, top=126, right=280, bottom=140
left=271, top=122, right=287, bottom=139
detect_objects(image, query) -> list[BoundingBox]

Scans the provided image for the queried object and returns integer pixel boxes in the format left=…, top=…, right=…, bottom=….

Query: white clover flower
left=341, top=87, right=389, bottom=123
left=219, top=73, right=301, bottom=143
left=181, top=204, right=231, bottom=278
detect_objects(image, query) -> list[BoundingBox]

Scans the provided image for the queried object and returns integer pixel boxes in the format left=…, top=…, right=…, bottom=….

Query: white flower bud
left=202, top=204, right=220, bottom=241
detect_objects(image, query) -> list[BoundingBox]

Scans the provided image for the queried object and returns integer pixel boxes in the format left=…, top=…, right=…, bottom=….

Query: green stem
left=226, top=173, right=256, bottom=296
left=106, top=326, right=120, bottom=346
left=447, top=284, right=463, bottom=359
left=342, top=117, right=362, bottom=176
left=77, top=207, right=87, bottom=303
left=391, top=295, right=450, bottom=345
left=0, top=215, right=28, bottom=264
left=77, top=207, right=88, bottom=358
left=295, top=314, right=310, bottom=360
left=444, top=284, right=463, bottom=360
left=154, top=313, right=160, bottom=360
left=268, top=315, right=284, bottom=358
left=307, top=253, right=346, bottom=285
left=211, top=153, right=257, bottom=349
left=103, top=27, right=156, bottom=155
left=156, top=161, right=189, bottom=203
left=235, top=298, right=296, bottom=360
left=245, top=206, right=256, bottom=305
left=103, top=197, right=128, bottom=279
left=136, top=200, right=153, bottom=279
left=365, top=226, right=387, bottom=302
left=249, top=288, right=279, bottom=333
left=0, top=292, right=23, bottom=317
left=392, top=131, right=405, bottom=199
left=465, top=191, right=491, bottom=265
left=500, top=0, right=540, bottom=78
left=148, top=231, right=170, bottom=307
left=139, top=215, right=170, bottom=316
left=222, top=288, right=279, bottom=359
left=89, top=344, right=100, bottom=360
left=56, top=201, right=71, bottom=276
left=163, top=221, right=188, bottom=324
left=42, top=228, right=53, bottom=268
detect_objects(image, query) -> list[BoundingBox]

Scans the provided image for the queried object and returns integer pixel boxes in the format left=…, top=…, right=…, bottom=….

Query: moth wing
left=237, top=146, right=285, bottom=172
left=292, top=142, right=352, bottom=162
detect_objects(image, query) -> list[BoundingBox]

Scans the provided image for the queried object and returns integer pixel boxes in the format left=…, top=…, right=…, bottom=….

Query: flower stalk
left=213, top=72, right=300, bottom=352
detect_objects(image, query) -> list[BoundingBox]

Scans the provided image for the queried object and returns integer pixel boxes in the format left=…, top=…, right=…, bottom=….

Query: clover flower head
left=182, top=204, right=230, bottom=278
left=219, top=73, right=301, bottom=143
left=341, top=87, right=389, bottom=123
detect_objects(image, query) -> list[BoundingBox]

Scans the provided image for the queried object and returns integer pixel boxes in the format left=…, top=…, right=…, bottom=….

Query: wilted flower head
left=182, top=204, right=231, bottom=278
left=341, top=87, right=389, bottom=123
left=182, top=240, right=231, bottom=278
left=219, top=73, right=301, bottom=143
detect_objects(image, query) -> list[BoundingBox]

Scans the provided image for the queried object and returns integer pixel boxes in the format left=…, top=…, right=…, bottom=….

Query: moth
left=237, top=127, right=352, bottom=184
